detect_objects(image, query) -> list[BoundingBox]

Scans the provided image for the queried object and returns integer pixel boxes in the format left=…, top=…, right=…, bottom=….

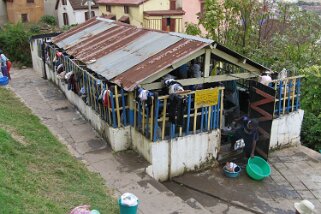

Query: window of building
left=106, top=5, right=111, bottom=12
left=85, top=11, right=95, bottom=20
left=162, top=17, right=175, bottom=32
left=170, top=0, right=176, bottom=10
left=63, top=13, right=69, bottom=25
left=21, top=14, right=28, bottom=23
left=27, top=0, right=34, bottom=3
left=62, top=0, right=67, bottom=5
left=124, top=6, right=129, bottom=14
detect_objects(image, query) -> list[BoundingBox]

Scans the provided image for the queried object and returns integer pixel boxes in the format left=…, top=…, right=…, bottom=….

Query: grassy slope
left=0, top=88, right=118, bottom=214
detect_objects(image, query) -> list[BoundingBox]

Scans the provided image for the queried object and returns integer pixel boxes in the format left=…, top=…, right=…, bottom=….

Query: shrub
left=0, top=23, right=32, bottom=66
left=300, top=66, right=321, bottom=151
left=185, top=23, right=202, bottom=36
left=40, top=15, right=57, bottom=26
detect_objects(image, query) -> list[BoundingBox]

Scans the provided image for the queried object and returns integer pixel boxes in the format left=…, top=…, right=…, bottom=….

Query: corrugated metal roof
left=51, top=16, right=268, bottom=91
left=96, top=0, right=148, bottom=5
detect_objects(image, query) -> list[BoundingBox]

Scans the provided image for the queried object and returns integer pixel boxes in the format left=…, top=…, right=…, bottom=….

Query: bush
left=301, top=112, right=321, bottom=151
left=40, top=15, right=57, bottom=26
left=185, top=23, right=202, bottom=36
left=300, top=66, right=321, bottom=151
left=0, top=23, right=32, bottom=66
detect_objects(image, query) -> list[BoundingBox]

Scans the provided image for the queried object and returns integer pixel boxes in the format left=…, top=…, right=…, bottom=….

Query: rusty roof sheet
left=113, top=39, right=208, bottom=91
left=54, top=17, right=265, bottom=91
left=96, top=0, right=148, bottom=5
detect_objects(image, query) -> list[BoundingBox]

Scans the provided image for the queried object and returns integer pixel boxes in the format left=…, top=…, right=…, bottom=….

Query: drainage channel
left=170, top=179, right=264, bottom=214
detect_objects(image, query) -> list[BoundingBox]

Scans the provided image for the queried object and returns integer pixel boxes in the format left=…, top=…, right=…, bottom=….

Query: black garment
left=168, top=94, right=185, bottom=127
left=232, top=128, right=259, bottom=157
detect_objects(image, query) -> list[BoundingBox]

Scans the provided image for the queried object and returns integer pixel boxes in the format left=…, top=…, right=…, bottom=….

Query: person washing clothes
left=0, top=49, right=9, bottom=78
left=231, top=118, right=259, bottom=158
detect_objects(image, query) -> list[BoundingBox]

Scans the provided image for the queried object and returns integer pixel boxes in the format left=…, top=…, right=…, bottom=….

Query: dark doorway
left=248, top=80, right=276, bottom=160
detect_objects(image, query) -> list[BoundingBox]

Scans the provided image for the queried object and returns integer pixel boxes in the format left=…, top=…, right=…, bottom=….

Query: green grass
left=0, top=88, right=119, bottom=214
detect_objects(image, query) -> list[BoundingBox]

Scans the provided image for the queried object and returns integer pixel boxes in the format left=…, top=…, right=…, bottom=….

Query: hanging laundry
left=103, top=89, right=110, bottom=107
left=168, top=94, right=185, bottom=126
left=164, top=79, right=184, bottom=94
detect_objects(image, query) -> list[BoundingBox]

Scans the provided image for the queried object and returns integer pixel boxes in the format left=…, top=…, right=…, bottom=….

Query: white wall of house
left=270, top=110, right=304, bottom=149
left=44, top=0, right=57, bottom=17
left=57, top=0, right=98, bottom=28
left=0, top=0, right=7, bottom=26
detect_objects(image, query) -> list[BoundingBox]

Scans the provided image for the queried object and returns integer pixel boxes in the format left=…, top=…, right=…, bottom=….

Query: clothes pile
left=164, top=79, right=184, bottom=94
left=168, top=93, right=186, bottom=127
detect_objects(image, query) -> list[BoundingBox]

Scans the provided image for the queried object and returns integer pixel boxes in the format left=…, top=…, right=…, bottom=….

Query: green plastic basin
left=246, top=156, right=271, bottom=180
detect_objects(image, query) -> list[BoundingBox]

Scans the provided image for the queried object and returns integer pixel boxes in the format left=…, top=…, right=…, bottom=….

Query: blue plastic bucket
left=118, top=198, right=138, bottom=214
left=0, top=76, right=9, bottom=86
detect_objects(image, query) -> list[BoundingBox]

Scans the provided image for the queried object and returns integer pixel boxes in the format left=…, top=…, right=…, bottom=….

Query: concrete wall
left=132, top=128, right=221, bottom=181
left=270, top=110, right=304, bottom=149
left=30, top=39, right=43, bottom=76
left=44, top=0, right=57, bottom=17
left=0, top=0, right=8, bottom=26
left=6, top=0, right=44, bottom=23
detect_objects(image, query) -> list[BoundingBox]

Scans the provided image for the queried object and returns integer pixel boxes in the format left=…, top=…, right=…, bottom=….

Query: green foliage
left=29, top=24, right=41, bottom=34
left=185, top=22, right=201, bottom=36
left=301, top=112, right=321, bottom=151
left=0, top=88, right=119, bottom=213
left=300, top=66, right=321, bottom=150
left=40, top=15, right=57, bottom=26
left=0, top=23, right=32, bottom=66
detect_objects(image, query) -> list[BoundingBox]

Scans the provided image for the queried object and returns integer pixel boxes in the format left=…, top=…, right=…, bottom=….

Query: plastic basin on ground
left=0, top=76, right=9, bottom=86
left=118, top=198, right=138, bottom=214
left=223, top=166, right=241, bottom=178
left=246, top=156, right=271, bottom=180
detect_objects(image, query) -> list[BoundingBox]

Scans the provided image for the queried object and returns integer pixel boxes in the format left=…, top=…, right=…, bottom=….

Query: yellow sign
left=195, top=88, right=219, bottom=108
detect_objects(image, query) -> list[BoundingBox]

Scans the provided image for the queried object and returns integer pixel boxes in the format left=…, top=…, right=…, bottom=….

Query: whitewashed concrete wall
left=30, top=40, right=43, bottom=76
left=75, top=9, right=99, bottom=24
left=132, top=128, right=221, bottom=181
left=270, top=110, right=304, bottom=149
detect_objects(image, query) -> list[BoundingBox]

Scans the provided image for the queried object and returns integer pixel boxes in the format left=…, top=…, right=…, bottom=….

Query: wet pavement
left=8, top=68, right=321, bottom=214
left=165, top=146, right=321, bottom=213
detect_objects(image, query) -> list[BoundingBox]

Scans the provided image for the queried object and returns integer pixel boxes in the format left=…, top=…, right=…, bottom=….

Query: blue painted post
left=200, top=107, right=204, bottom=132
left=109, top=91, right=117, bottom=128
left=287, top=80, right=291, bottom=113
left=153, top=98, right=160, bottom=142
left=146, top=106, right=149, bottom=135
left=121, top=88, right=127, bottom=126
left=137, top=102, right=142, bottom=128
left=170, top=123, right=175, bottom=139
left=216, top=91, right=221, bottom=129
left=278, top=81, right=283, bottom=117
left=211, top=105, right=215, bottom=130
left=186, top=94, right=191, bottom=135
left=204, top=107, right=208, bottom=131
left=296, top=78, right=301, bottom=111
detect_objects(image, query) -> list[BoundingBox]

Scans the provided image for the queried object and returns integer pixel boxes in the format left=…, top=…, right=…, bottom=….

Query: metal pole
left=88, top=0, right=92, bottom=19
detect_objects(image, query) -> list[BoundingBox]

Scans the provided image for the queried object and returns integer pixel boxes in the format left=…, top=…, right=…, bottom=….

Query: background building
left=5, top=0, right=44, bottom=23
left=0, top=0, right=8, bottom=26
left=55, top=0, right=99, bottom=28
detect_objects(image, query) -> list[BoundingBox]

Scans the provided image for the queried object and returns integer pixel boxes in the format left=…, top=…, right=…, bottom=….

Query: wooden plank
left=219, top=90, right=224, bottom=129
left=153, top=98, right=160, bottom=142
left=207, top=106, right=211, bottom=130
left=161, top=99, right=167, bottom=140
left=121, top=88, right=127, bottom=125
left=114, top=86, right=121, bottom=127
left=204, top=49, right=211, bottom=77
left=150, top=98, right=154, bottom=141
left=142, top=102, right=145, bottom=134
left=193, top=108, right=197, bottom=134
left=283, top=80, right=287, bottom=115
left=212, top=48, right=261, bottom=73
left=291, top=79, right=296, bottom=112
left=110, top=91, right=117, bottom=128
left=186, top=94, right=191, bottom=135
